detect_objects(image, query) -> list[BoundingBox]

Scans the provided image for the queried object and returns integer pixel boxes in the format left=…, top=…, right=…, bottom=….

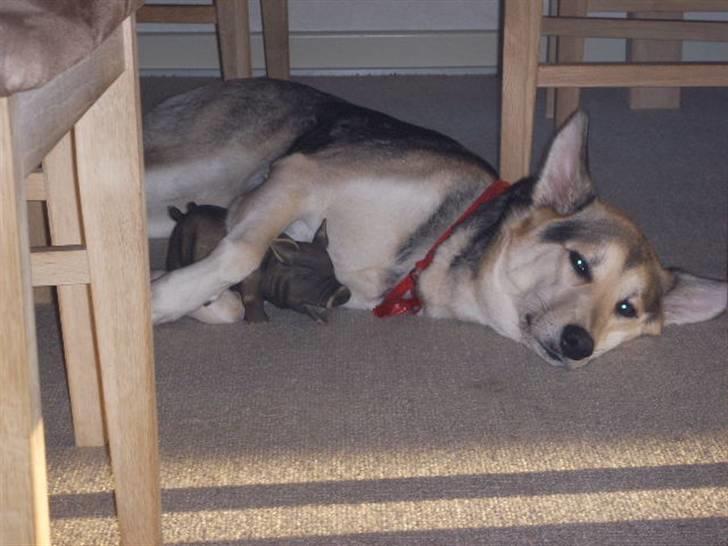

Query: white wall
left=137, top=0, right=728, bottom=76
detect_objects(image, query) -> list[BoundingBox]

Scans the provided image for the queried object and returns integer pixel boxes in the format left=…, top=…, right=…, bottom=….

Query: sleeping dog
left=144, top=78, right=726, bottom=368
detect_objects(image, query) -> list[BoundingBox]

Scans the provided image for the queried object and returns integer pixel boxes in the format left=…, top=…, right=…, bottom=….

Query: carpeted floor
left=38, top=76, right=727, bottom=545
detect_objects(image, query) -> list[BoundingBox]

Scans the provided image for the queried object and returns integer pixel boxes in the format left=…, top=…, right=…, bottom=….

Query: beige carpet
left=38, top=76, right=728, bottom=545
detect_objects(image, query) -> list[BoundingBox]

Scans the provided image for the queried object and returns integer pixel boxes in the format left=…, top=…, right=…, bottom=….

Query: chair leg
left=44, top=132, right=106, bottom=447
left=0, top=98, right=52, bottom=546
left=73, top=18, right=161, bottom=546
left=545, top=0, right=559, bottom=120
left=261, top=0, right=290, bottom=79
left=628, top=11, right=682, bottom=110
left=216, top=0, right=252, bottom=79
left=554, top=0, right=588, bottom=127
left=500, top=0, right=542, bottom=181
left=27, top=201, right=53, bottom=304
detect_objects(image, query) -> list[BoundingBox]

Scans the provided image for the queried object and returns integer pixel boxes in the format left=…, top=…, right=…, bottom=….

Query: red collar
left=373, top=179, right=510, bottom=318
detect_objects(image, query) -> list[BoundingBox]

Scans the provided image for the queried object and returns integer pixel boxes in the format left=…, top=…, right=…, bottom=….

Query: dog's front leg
left=151, top=236, right=265, bottom=324
left=151, top=153, right=318, bottom=323
left=188, top=288, right=244, bottom=324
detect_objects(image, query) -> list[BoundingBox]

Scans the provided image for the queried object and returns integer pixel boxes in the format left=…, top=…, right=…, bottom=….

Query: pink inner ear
left=533, top=112, right=593, bottom=214
left=269, top=238, right=299, bottom=263
left=663, top=271, right=728, bottom=325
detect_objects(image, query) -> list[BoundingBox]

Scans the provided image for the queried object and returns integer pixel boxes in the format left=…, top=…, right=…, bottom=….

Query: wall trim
left=137, top=30, right=500, bottom=77
left=137, top=29, right=728, bottom=77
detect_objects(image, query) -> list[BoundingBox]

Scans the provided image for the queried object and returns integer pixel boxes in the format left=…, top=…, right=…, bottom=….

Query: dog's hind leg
left=150, top=154, right=320, bottom=324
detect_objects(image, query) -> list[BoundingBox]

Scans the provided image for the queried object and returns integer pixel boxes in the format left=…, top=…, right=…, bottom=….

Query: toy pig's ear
left=167, top=206, right=184, bottom=222
left=313, top=219, right=329, bottom=249
left=270, top=238, right=300, bottom=264
left=662, top=269, right=727, bottom=325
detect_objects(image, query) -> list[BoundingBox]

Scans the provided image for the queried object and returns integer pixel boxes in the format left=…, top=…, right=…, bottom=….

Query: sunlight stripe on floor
left=157, top=435, right=728, bottom=488
left=48, top=433, right=728, bottom=496
left=161, top=486, right=727, bottom=542
left=53, top=486, right=726, bottom=544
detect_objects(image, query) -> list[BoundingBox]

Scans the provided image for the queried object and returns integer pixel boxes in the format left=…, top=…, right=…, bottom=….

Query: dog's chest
left=308, top=178, right=452, bottom=306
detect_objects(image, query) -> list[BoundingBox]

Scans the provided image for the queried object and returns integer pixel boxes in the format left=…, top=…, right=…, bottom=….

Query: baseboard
left=137, top=30, right=500, bottom=76
left=137, top=28, right=728, bottom=78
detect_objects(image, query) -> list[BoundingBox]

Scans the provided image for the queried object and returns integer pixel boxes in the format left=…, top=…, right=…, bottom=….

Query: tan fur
left=497, top=200, right=671, bottom=367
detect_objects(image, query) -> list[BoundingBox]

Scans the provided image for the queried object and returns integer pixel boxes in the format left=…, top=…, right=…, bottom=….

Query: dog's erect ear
left=533, top=111, right=595, bottom=215
left=662, top=269, right=727, bottom=325
left=312, top=219, right=329, bottom=249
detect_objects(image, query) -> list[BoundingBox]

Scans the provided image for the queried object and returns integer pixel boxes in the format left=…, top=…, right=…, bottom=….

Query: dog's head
left=502, top=112, right=726, bottom=368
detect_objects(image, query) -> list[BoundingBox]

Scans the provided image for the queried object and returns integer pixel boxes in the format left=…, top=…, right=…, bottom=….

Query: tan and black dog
left=144, top=79, right=726, bottom=368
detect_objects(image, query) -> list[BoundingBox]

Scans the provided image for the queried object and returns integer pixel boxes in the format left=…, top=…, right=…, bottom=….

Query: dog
left=144, top=78, right=726, bottom=368
left=166, top=203, right=350, bottom=323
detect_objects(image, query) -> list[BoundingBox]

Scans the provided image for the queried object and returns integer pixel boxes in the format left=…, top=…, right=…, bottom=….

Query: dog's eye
left=615, top=300, right=637, bottom=318
left=569, top=251, right=591, bottom=281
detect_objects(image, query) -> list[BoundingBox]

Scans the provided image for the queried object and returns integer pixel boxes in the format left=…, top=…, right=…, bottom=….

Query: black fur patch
left=395, top=187, right=481, bottom=266
left=542, top=217, right=651, bottom=269
left=377, top=180, right=535, bottom=297
left=642, top=279, right=664, bottom=317
left=286, top=97, right=497, bottom=173
left=451, top=178, right=537, bottom=270
left=541, top=218, right=631, bottom=246
left=542, top=220, right=591, bottom=245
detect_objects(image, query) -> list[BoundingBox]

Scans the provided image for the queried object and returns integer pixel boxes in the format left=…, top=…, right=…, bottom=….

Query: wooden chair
left=137, top=0, right=290, bottom=79
left=500, top=0, right=728, bottom=182
left=0, top=2, right=161, bottom=544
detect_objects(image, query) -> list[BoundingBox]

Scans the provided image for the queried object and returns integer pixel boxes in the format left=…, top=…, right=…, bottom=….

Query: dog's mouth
left=523, top=314, right=597, bottom=368
left=533, top=338, right=597, bottom=369
left=538, top=341, right=564, bottom=364
left=522, top=315, right=565, bottom=366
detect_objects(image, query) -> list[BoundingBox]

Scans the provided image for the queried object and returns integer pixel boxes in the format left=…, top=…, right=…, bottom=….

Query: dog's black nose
left=560, top=324, right=594, bottom=360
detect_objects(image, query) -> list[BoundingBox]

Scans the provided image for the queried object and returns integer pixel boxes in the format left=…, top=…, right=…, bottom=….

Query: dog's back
left=144, top=79, right=495, bottom=240
left=144, top=80, right=337, bottom=238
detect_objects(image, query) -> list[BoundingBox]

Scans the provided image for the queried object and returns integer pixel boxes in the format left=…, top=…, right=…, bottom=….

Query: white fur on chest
left=300, top=175, right=452, bottom=308
left=417, top=227, right=522, bottom=342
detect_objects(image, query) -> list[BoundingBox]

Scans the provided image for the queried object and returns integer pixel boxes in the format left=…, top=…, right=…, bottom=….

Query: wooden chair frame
left=500, top=0, right=728, bottom=182
left=1, top=16, right=161, bottom=546
left=137, top=0, right=290, bottom=79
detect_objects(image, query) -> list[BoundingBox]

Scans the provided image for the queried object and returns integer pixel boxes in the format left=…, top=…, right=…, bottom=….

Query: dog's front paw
left=189, top=290, right=244, bottom=324
left=151, top=274, right=188, bottom=324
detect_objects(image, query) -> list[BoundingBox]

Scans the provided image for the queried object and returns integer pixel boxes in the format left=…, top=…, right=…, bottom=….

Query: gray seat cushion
left=0, top=0, right=141, bottom=96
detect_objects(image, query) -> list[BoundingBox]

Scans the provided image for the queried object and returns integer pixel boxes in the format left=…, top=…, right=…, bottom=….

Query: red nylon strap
left=373, top=179, right=510, bottom=318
